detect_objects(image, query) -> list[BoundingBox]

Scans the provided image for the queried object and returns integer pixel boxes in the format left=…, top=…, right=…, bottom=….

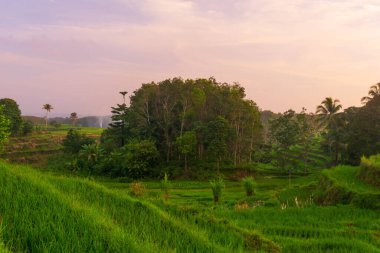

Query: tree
left=109, top=92, right=129, bottom=147
left=79, top=144, right=104, bottom=176
left=343, top=96, right=380, bottom=164
left=175, top=131, right=197, bottom=174
left=42, top=104, right=53, bottom=130
left=63, top=129, right=95, bottom=154
left=205, top=116, right=229, bottom=173
left=121, top=140, right=159, bottom=179
left=316, top=97, right=343, bottom=165
left=70, top=112, right=78, bottom=126
left=316, top=97, right=342, bottom=127
left=0, top=105, right=10, bottom=149
left=22, top=120, right=34, bottom=136
left=0, top=98, right=22, bottom=136
left=361, top=82, right=380, bottom=104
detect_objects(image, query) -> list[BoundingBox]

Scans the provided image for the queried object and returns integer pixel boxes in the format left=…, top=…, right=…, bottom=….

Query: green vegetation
left=0, top=98, right=22, bottom=136
left=316, top=166, right=380, bottom=209
left=0, top=161, right=281, bottom=253
left=210, top=177, right=225, bottom=203
left=242, top=176, right=256, bottom=196
left=0, top=105, right=10, bottom=149
left=1, top=80, right=380, bottom=252
left=359, top=155, right=380, bottom=188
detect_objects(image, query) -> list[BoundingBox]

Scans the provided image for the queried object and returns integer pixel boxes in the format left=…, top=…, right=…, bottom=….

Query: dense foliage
left=62, top=129, right=96, bottom=153
left=0, top=105, right=10, bottom=148
left=101, top=77, right=262, bottom=176
left=0, top=98, right=22, bottom=136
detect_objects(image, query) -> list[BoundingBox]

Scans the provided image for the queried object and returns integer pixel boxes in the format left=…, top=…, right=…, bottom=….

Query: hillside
left=0, top=161, right=278, bottom=253
left=0, top=126, right=103, bottom=165
left=0, top=160, right=379, bottom=252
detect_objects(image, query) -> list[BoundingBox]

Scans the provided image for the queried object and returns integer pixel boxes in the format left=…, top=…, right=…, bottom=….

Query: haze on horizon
left=0, top=0, right=379, bottom=117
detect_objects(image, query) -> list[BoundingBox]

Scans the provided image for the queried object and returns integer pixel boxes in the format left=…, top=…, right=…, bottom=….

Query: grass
left=0, top=161, right=277, bottom=252
left=0, top=147, right=379, bottom=252
left=323, top=165, right=380, bottom=194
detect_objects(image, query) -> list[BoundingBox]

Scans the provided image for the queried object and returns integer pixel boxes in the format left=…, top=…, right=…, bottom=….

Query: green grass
left=0, top=159, right=379, bottom=252
left=0, top=161, right=276, bottom=252
left=323, top=165, right=380, bottom=194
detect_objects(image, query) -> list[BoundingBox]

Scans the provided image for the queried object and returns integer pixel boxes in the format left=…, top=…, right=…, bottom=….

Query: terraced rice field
left=1, top=161, right=379, bottom=252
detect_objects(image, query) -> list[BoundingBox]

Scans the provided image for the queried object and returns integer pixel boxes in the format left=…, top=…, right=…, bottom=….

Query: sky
left=0, top=0, right=379, bottom=117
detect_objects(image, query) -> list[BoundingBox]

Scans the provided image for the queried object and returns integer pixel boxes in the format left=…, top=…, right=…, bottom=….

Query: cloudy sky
left=0, top=0, right=379, bottom=116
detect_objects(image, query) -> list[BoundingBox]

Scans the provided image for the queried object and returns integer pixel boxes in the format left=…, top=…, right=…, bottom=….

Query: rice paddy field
left=0, top=160, right=379, bottom=253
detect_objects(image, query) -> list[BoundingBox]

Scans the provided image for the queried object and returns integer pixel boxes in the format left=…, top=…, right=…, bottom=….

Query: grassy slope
left=102, top=173, right=380, bottom=253
left=0, top=161, right=277, bottom=253
left=323, top=165, right=379, bottom=194
left=317, top=166, right=380, bottom=209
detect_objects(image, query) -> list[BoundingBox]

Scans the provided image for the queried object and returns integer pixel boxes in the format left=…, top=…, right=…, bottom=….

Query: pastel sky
left=1, top=0, right=379, bottom=117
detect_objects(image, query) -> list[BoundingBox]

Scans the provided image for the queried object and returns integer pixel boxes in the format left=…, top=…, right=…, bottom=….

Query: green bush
left=210, top=177, right=225, bottom=204
left=242, top=177, right=256, bottom=197
left=22, top=120, right=34, bottom=136
left=62, top=129, right=95, bottom=154
left=358, top=155, right=380, bottom=188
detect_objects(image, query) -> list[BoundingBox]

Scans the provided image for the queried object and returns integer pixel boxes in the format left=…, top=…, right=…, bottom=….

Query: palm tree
left=42, top=104, right=53, bottom=130
left=316, top=97, right=343, bottom=165
left=361, top=83, right=380, bottom=104
left=70, top=112, right=78, bottom=127
left=316, top=97, right=342, bottom=127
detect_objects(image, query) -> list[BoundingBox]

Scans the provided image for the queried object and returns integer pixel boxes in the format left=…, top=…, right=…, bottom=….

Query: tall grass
left=161, top=173, right=171, bottom=200
left=0, top=161, right=272, bottom=252
left=210, top=177, right=225, bottom=203
left=242, top=176, right=256, bottom=196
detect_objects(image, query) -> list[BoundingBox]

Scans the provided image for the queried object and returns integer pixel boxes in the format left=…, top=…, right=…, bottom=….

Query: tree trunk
left=45, top=111, right=48, bottom=130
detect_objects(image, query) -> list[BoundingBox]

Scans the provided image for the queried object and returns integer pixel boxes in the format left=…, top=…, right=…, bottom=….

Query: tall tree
left=70, top=112, right=78, bottom=127
left=316, top=97, right=342, bottom=165
left=175, top=131, right=197, bottom=174
left=42, top=104, right=53, bottom=130
left=361, top=82, right=380, bottom=104
left=0, top=98, right=22, bottom=136
left=205, top=116, right=229, bottom=173
left=110, top=92, right=129, bottom=147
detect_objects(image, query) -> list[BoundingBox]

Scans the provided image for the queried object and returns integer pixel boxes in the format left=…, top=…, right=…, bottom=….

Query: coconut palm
left=42, top=104, right=53, bottom=130
left=316, top=97, right=342, bottom=127
left=361, top=83, right=380, bottom=104
left=70, top=112, right=78, bottom=127
left=316, top=97, right=343, bottom=165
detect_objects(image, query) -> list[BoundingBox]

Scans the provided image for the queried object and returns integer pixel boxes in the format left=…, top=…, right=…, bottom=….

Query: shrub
left=22, top=120, right=34, bottom=136
left=210, top=177, right=225, bottom=204
left=121, top=139, right=159, bottom=179
left=62, top=129, right=95, bottom=154
left=358, top=155, right=380, bottom=188
left=160, top=173, right=171, bottom=201
left=242, top=177, right=256, bottom=197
